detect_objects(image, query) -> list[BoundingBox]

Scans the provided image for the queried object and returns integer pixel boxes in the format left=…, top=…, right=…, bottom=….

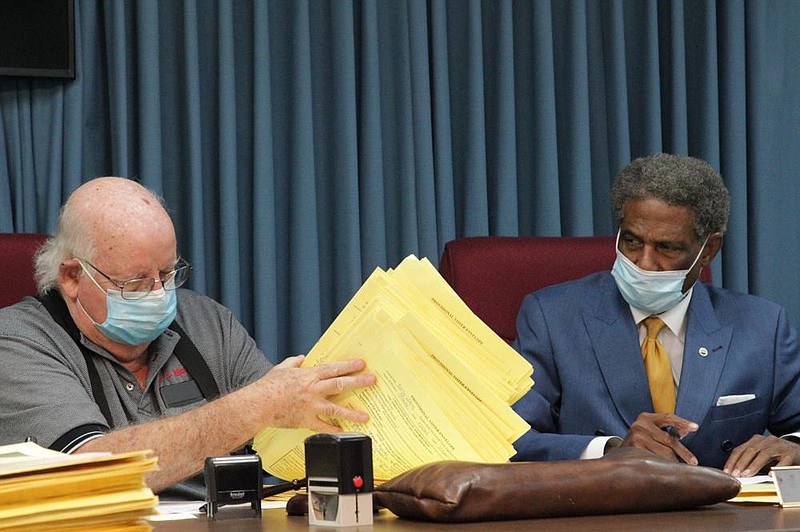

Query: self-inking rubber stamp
left=203, top=454, right=262, bottom=520
left=305, top=433, right=373, bottom=527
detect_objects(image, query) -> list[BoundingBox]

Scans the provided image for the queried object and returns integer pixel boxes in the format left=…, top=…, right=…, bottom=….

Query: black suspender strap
left=168, top=321, right=220, bottom=400
left=37, top=291, right=220, bottom=428
left=38, top=292, right=114, bottom=426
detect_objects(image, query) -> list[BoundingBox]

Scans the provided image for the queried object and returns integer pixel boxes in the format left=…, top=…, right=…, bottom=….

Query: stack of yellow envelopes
left=0, top=442, right=158, bottom=531
left=254, top=255, right=534, bottom=482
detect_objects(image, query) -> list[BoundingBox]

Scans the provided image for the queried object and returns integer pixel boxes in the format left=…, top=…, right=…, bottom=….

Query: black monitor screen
left=0, top=0, right=75, bottom=79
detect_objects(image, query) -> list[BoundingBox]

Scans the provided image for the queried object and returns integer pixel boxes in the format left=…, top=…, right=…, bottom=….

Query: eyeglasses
left=77, top=258, right=192, bottom=300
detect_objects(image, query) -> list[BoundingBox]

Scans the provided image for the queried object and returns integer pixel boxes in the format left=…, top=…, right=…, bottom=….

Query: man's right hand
left=75, top=354, right=376, bottom=493
left=620, top=412, right=699, bottom=465
left=255, top=355, right=377, bottom=432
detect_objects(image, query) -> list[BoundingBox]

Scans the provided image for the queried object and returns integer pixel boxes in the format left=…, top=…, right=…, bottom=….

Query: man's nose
left=637, top=245, right=661, bottom=271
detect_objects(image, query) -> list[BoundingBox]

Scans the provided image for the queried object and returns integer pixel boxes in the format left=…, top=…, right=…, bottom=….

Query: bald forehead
left=70, top=177, right=168, bottom=222
left=68, top=177, right=175, bottom=257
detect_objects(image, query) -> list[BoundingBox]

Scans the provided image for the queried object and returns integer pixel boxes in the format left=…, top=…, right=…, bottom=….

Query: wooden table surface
left=151, top=502, right=800, bottom=531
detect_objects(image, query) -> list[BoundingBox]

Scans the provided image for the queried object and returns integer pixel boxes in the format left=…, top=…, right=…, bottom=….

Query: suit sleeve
left=768, top=306, right=800, bottom=435
left=511, top=293, right=594, bottom=461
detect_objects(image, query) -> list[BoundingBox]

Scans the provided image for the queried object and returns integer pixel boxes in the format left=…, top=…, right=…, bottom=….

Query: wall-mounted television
left=0, top=0, right=75, bottom=79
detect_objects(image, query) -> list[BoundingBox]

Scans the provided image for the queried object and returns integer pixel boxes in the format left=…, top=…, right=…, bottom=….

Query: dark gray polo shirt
left=0, top=288, right=271, bottom=456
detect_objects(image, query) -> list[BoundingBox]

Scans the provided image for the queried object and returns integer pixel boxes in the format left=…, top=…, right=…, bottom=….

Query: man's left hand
left=723, top=434, right=800, bottom=477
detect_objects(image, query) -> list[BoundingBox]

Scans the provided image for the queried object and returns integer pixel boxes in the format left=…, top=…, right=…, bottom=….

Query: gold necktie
left=642, top=317, right=675, bottom=414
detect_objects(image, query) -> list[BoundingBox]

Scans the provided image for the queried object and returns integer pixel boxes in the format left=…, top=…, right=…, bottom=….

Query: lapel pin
left=698, top=347, right=709, bottom=357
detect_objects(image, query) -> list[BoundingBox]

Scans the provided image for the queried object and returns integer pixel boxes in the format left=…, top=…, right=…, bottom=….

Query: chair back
left=0, top=233, right=49, bottom=308
left=439, top=235, right=712, bottom=344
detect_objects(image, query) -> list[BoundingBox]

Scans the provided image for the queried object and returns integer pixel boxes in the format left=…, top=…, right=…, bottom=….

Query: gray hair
left=34, top=202, right=97, bottom=295
left=610, top=153, right=730, bottom=239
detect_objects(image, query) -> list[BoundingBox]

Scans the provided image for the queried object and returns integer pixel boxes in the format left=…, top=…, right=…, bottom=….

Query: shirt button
left=721, top=439, right=734, bottom=452
left=125, top=382, right=135, bottom=392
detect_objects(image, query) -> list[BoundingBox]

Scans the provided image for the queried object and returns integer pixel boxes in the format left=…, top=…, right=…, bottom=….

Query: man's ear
left=59, top=259, right=82, bottom=299
left=699, top=233, right=723, bottom=268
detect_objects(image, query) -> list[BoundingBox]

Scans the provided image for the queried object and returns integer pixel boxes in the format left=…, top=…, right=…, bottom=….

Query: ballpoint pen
left=662, top=425, right=681, bottom=439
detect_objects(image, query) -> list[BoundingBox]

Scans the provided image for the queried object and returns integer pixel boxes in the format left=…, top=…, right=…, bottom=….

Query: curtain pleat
left=2, top=0, right=799, bottom=360
left=308, top=0, right=363, bottom=329
left=483, top=0, right=517, bottom=236
left=428, top=0, right=456, bottom=251
left=135, top=1, right=163, bottom=192
left=286, top=1, right=323, bottom=347
left=715, top=0, right=747, bottom=293
left=552, top=0, right=594, bottom=234
left=251, top=0, right=279, bottom=357
left=744, top=1, right=800, bottom=304
left=103, top=0, right=131, bottom=174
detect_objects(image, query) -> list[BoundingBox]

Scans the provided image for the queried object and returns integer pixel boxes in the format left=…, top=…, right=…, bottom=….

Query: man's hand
left=621, top=413, right=699, bottom=465
left=256, top=355, right=377, bottom=432
left=76, top=355, right=376, bottom=493
left=723, top=435, right=800, bottom=477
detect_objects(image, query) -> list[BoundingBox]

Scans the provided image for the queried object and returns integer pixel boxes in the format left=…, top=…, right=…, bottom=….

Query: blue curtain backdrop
left=1, top=0, right=799, bottom=362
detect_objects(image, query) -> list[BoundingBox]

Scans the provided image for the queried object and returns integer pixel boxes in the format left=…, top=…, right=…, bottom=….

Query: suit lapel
left=675, top=283, right=732, bottom=445
left=583, top=276, right=653, bottom=428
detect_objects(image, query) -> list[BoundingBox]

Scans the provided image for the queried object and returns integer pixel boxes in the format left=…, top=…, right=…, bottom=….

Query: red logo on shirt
left=158, top=367, right=187, bottom=384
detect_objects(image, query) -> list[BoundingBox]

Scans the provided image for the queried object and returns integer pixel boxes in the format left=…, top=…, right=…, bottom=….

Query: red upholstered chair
left=0, top=233, right=49, bottom=308
left=439, top=236, right=712, bottom=344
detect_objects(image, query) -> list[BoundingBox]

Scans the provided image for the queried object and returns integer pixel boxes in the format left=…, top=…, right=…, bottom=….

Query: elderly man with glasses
left=0, top=177, right=375, bottom=499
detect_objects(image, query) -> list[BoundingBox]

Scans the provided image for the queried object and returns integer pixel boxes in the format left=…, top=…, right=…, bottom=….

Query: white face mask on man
left=610, top=231, right=708, bottom=315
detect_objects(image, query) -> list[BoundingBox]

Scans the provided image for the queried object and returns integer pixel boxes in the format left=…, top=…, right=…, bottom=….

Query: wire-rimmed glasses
left=77, top=257, right=192, bottom=300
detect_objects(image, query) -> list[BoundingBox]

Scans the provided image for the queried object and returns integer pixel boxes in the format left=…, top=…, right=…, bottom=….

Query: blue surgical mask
left=611, top=231, right=707, bottom=315
left=78, top=265, right=177, bottom=345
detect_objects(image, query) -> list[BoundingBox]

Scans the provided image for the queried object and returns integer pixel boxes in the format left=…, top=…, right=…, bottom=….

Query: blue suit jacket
left=511, top=271, right=800, bottom=469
